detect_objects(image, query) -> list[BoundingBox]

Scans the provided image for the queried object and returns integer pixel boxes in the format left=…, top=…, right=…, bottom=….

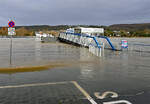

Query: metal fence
left=127, top=43, right=150, bottom=52
left=59, top=33, right=105, bottom=57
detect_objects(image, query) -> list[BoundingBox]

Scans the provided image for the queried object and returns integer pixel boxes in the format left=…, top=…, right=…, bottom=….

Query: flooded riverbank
left=0, top=38, right=149, bottom=104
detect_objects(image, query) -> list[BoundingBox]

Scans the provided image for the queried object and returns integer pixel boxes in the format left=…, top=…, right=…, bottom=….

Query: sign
left=121, top=40, right=128, bottom=48
left=8, top=27, right=16, bottom=35
left=8, top=21, right=15, bottom=27
left=8, top=20, right=16, bottom=35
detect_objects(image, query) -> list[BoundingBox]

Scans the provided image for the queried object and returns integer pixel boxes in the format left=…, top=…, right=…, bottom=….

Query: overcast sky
left=0, top=0, right=150, bottom=26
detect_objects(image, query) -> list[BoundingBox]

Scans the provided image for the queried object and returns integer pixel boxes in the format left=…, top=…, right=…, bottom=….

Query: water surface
left=0, top=38, right=149, bottom=104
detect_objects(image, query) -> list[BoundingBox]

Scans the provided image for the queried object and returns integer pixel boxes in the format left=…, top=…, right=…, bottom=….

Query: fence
left=59, top=33, right=105, bottom=57
left=127, top=43, right=150, bottom=53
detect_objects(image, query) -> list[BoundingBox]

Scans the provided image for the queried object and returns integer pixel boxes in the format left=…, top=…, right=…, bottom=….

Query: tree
left=0, top=27, right=8, bottom=35
left=16, top=27, right=33, bottom=36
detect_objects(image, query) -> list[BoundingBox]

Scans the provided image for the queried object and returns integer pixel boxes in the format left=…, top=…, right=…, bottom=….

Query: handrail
left=92, top=37, right=101, bottom=48
left=60, top=32, right=115, bottom=50
left=65, top=32, right=101, bottom=48
left=97, top=36, right=116, bottom=50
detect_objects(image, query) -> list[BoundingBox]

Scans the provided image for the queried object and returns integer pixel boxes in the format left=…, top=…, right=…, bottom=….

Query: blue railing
left=59, top=32, right=116, bottom=50
left=65, top=32, right=101, bottom=48
left=97, top=36, right=116, bottom=50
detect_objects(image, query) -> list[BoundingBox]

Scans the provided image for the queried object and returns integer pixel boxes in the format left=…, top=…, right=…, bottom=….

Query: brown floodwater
left=0, top=38, right=149, bottom=104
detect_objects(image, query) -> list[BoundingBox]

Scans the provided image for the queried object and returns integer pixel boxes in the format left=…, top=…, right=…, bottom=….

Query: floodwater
left=0, top=38, right=150, bottom=104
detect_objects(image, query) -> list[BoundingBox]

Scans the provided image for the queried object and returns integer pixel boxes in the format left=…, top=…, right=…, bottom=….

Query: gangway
left=97, top=36, right=116, bottom=50
left=58, top=32, right=116, bottom=57
left=59, top=32, right=115, bottom=50
left=64, top=32, right=102, bottom=48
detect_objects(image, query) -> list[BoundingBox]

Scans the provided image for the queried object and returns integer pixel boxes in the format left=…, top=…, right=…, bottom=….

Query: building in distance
left=66, top=27, right=104, bottom=36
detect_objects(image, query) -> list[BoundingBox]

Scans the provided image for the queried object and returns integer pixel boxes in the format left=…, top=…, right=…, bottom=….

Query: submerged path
left=0, top=38, right=149, bottom=104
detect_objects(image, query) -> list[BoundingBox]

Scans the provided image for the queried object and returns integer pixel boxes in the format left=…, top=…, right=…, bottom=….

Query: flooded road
left=0, top=38, right=149, bottom=104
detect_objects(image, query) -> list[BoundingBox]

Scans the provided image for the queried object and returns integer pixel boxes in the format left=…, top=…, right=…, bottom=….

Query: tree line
left=0, top=24, right=150, bottom=37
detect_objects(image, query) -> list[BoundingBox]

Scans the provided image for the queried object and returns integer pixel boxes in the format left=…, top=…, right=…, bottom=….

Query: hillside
left=1, top=23, right=150, bottom=37
left=109, top=23, right=150, bottom=31
left=1, top=23, right=150, bottom=32
left=0, top=25, right=105, bottom=31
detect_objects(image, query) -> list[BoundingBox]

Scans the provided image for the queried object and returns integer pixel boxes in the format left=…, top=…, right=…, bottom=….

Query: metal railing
left=59, top=32, right=106, bottom=57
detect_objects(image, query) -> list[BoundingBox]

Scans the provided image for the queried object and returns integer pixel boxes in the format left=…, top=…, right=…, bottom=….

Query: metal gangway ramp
left=58, top=32, right=116, bottom=57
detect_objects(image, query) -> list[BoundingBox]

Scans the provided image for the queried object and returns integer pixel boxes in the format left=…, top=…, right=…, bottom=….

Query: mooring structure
left=58, top=32, right=116, bottom=57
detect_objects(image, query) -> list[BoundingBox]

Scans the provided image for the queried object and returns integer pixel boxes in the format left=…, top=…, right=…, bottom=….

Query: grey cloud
left=0, top=0, right=150, bottom=26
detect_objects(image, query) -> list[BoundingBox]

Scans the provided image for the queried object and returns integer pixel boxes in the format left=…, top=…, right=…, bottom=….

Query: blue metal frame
left=60, top=32, right=116, bottom=50
left=98, top=36, right=116, bottom=50
left=92, top=37, right=101, bottom=48
left=66, top=32, right=101, bottom=48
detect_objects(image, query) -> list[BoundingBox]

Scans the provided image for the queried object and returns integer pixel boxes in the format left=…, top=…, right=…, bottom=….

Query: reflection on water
left=0, top=38, right=150, bottom=104
left=0, top=38, right=150, bottom=81
left=80, top=64, right=96, bottom=80
left=78, top=48, right=150, bottom=83
left=0, top=38, right=83, bottom=68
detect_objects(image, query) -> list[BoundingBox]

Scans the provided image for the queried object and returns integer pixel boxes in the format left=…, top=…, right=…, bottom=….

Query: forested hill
left=1, top=23, right=150, bottom=31
left=1, top=23, right=150, bottom=37
left=0, top=25, right=105, bottom=31
left=16, top=25, right=71, bottom=31
left=0, top=25, right=105, bottom=36
left=16, top=25, right=105, bottom=31
left=109, top=23, right=150, bottom=31
left=0, top=25, right=70, bottom=31
left=14, top=23, right=150, bottom=32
